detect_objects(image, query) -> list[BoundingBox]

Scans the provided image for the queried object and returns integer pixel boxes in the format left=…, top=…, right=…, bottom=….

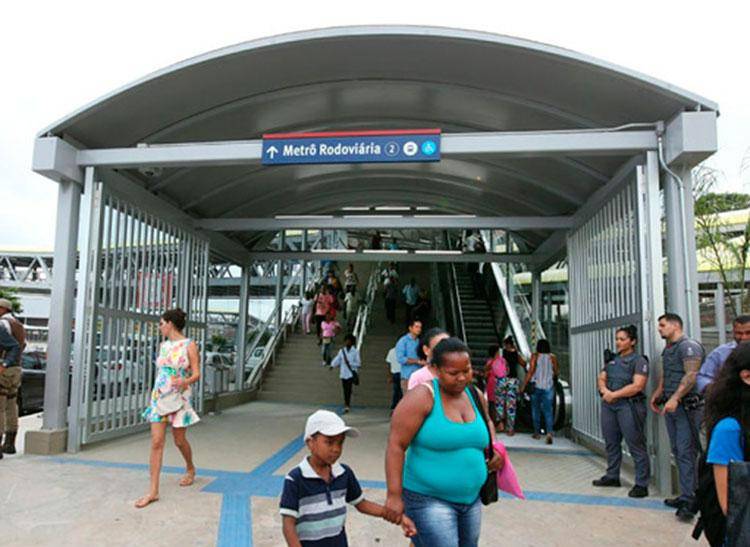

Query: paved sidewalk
left=3, top=403, right=706, bottom=546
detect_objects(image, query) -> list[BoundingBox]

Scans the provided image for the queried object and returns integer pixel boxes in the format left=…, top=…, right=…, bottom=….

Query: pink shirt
left=407, top=365, right=435, bottom=390
left=315, top=294, right=333, bottom=316
left=485, top=356, right=508, bottom=402
left=321, top=320, right=340, bottom=338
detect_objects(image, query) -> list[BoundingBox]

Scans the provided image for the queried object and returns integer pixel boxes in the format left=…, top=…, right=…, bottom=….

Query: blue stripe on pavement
left=217, top=494, right=252, bottom=547
left=48, top=431, right=671, bottom=547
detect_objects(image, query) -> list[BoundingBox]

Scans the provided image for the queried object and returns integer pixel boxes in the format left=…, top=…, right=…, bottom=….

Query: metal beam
left=74, top=129, right=658, bottom=169
left=44, top=178, right=81, bottom=431
left=195, top=216, right=575, bottom=231
left=247, top=250, right=542, bottom=264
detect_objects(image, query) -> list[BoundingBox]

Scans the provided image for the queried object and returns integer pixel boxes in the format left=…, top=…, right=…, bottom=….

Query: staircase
left=256, top=262, right=432, bottom=408
left=453, top=265, right=502, bottom=368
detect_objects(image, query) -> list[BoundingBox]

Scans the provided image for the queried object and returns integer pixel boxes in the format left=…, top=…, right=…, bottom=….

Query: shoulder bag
left=342, top=350, right=360, bottom=386
left=468, top=385, right=499, bottom=505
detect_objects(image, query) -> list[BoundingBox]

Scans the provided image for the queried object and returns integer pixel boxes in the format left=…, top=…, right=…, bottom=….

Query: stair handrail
left=245, top=303, right=301, bottom=389
left=448, top=263, right=468, bottom=343
left=478, top=230, right=535, bottom=359
left=353, top=264, right=380, bottom=352
left=242, top=262, right=306, bottom=371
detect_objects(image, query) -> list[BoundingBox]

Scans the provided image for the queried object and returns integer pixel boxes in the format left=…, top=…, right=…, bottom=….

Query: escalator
left=440, top=256, right=571, bottom=432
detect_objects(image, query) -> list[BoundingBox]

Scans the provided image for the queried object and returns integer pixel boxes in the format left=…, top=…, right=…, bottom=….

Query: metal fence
left=69, top=178, right=208, bottom=450
left=568, top=176, right=641, bottom=444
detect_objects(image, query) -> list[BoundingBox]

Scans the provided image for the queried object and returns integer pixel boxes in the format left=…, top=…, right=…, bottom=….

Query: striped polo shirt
left=279, top=457, right=364, bottom=546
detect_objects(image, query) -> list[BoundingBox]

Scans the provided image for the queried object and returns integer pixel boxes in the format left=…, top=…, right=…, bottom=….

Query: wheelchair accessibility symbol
left=421, top=140, right=437, bottom=156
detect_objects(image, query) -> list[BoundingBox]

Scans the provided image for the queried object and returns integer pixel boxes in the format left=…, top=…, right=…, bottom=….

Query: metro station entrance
left=31, top=26, right=718, bottom=498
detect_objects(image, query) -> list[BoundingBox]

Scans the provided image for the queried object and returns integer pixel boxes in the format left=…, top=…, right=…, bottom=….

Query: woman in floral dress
left=135, top=308, right=201, bottom=509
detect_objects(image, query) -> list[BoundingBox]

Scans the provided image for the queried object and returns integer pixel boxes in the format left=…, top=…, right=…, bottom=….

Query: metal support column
left=301, top=229, right=308, bottom=298
left=275, top=231, right=286, bottom=328
left=663, top=166, right=688, bottom=327
left=531, top=270, right=542, bottom=343
left=715, top=282, right=726, bottom=345
left=43, top=178, right=82, bottom=431
left=640, top=152, right=670, bottom=495
left=680, top=167, right=702, bottom=340
left=235, top=265, right=249, bottom=390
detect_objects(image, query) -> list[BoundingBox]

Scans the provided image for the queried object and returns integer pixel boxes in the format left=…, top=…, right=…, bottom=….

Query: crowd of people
left=4, top=255, right=750, bottom=545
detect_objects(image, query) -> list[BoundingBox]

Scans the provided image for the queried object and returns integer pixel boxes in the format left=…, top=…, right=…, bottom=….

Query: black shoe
left=628, top=485, right=649, bottom=498
left=2, top=431, right=15, bottom=454
left=592, top=476, right=621, bottom=487
left=676, top=505, right=695, bottom=522
left=663, top=497, right=683, bottom=508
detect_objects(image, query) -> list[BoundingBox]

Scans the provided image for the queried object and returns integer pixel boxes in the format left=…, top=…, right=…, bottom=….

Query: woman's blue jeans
left=531, top=386, right=555, bottom=435
left=402, top=489, right=481, bottom=547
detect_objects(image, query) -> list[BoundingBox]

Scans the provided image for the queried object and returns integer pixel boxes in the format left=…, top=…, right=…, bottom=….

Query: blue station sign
left=261, top=129, right=441, bottom=166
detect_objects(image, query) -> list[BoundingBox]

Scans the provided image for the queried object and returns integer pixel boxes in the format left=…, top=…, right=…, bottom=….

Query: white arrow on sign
left=266, top=146, right=279, bottom=159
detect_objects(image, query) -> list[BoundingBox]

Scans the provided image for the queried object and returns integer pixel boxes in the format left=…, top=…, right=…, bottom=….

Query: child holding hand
left=280, top=410, right=417, bottom=546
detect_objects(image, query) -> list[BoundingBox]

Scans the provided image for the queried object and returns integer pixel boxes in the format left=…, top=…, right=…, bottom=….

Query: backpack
left=1, top=316, right=25, bottom=365
left=692, top=421, right=750, bottom=546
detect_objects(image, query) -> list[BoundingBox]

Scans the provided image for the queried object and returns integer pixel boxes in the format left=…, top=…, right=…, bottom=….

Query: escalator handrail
left=448, top=263, right=468, bottom=344
left=478, top=231, right=533, bottom=360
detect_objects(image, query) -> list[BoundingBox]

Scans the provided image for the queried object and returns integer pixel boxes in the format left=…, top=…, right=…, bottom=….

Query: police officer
left=0, top=298, right=22, bottom=460
left=592, top=325, right=650, bottom=498
left=650, top=312, right=704, bottom=522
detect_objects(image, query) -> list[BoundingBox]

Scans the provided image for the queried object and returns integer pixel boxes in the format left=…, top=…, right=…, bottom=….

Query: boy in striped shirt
left=280, top=410, right=416, bottom=546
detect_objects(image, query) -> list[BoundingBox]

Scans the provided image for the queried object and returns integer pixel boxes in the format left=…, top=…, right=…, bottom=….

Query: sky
left=1, top=0, right=748, bottom=250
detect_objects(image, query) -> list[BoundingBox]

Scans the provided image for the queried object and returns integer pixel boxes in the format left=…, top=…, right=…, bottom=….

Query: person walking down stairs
left=331, top=334, right=361, bottom=413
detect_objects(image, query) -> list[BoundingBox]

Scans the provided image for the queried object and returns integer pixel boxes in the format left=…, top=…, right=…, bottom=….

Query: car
left=91, top=346, right=150, bottom=397
left=19, top=351, right=46, bottom=415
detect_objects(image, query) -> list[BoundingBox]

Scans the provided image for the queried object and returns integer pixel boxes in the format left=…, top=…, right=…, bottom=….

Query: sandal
left=179, top=470, right=196, bottom=487
left=134, top=494, right=159, bottom=508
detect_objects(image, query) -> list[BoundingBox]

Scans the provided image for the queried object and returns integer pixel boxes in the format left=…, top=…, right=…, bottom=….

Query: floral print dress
left=142, top=338, right=200, bottom=427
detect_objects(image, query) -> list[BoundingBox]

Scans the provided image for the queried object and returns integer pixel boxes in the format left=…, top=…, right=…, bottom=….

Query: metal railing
left=241, top=264, right=304, bottom=372
left=448, top=263, right=468, bottom=343
left=352, top=265, right=380, bottom=352
left=478, top=230, right=536, bottom=360
left=244, top=303, right=301, bottom=390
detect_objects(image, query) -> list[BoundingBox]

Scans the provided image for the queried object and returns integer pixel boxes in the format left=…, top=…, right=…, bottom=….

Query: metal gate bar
left=69, top=173, right=209, bottom=450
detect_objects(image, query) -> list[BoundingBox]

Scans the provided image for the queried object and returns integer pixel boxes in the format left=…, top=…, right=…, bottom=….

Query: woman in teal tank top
left=384, top=338, right=504, bottom=547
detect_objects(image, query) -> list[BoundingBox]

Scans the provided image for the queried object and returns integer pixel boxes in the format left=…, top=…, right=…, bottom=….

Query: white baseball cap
left=304, top=410, right=360, bottom=441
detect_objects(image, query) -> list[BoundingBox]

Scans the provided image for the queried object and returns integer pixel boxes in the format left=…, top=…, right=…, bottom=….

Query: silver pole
left=641, top=153, right=670, bottom=496
left=680, top=167, right=702, bottom=340
left=663, top=170, right=688, bottom=322
left=715, top=282, right=726, bottom=345
left=531, top=270, right=542, bottom=339
left=301, top=229, right=308, bottom=299
left=43, top=179, right=82, bottom=431
left=236, top=265, right=249, bottom=390
left=276, top=231, right=285, bottom=329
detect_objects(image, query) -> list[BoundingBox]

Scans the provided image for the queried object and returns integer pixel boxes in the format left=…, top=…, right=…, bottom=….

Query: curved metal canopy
left=39, top=26, right=718, bottom=252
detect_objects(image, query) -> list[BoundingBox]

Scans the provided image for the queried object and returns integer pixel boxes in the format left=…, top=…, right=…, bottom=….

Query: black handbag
left=342, top=350, right=359, bottom=386
left=468, top=385, right=499, bottom=505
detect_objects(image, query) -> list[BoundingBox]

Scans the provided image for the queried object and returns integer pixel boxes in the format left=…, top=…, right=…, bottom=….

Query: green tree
left=693, top=165, right=750, bottom=317
left=695, top=192, right=750, bottom=216
left=0, top=288, right=22, bottom=314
